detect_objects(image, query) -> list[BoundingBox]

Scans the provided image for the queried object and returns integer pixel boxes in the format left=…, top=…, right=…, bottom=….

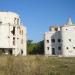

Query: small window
left=58, top=46, right=61, bottom=50
left=47, top=47, right=49, bottom=50
left=66, top=47, right=69, bottom=49
left=13, top=27, right=15, bottom=35
left=73, top=47, right=75, bottom=49
left=0, top=21, right=2, bottom=24
left=55, top=28, right=58, bottom=31
left=69, top=39, right=71, bottom=42
left=58, top=39, right=61, bottom=42
left=47, top=40, right=49, bottom=43
left=51, top=39, right=55, bottom=43
left=13, top=37, right=15, bottom=45
left=17, top=38, right=19, bottom=39
left=11, top=27, right=15, bottom=35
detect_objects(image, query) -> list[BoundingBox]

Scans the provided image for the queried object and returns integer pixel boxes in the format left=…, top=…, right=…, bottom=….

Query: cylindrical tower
left=61, top=25, right=75, bottom=57
left=0, top=11, right=27, bottom=56
left=0, top=11, right=20, bottom=25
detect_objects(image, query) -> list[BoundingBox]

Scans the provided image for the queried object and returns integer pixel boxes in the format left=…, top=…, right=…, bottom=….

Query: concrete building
left=0, top=11, right=27, bottom=56
left=44, top=18, right=75, bottom=57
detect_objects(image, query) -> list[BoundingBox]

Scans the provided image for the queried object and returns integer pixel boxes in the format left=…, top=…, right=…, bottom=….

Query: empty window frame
left=47, top=40, right=49, bottom=43
left=0, top=21, right=2, bottom=24
left=73, top=47, right=75, bottom=49
left=69, top=39, right=71, bottom=42
left=51, top=39, right=55, bottom=43
left=58, top=39, right=61, bottom=43
left=54, top=28, right=58, bottom=31
left=66, top=47, right=69, bottom=49
left=13, top=37, right=15, bottom=45
left=58, top=46, right=61, bottom=50
left=11, top=27, right=15, bottom=35
left=13, top=27, right=15, bottom=35
left=47, top=47, right=49, bottom=50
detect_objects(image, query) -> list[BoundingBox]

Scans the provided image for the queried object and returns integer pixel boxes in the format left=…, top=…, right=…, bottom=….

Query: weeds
left=0, top=55, right=75, bottom=75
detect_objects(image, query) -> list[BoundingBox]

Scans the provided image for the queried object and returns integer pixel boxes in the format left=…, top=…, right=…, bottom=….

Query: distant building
left=44, top=18, right=75, bottom=57
left=0, top=11, right=27, bottom=56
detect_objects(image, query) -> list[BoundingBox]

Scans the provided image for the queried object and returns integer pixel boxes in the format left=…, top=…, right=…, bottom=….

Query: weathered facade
left=44, top=18, right=75, bottom=57
left=0, top=12, right=27, bottom=56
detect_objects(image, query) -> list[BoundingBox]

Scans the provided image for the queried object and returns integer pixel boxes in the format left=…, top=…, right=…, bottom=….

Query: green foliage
left=27, top=40, right=35, bottom=54
left=27, top=40, right=44, bottom=54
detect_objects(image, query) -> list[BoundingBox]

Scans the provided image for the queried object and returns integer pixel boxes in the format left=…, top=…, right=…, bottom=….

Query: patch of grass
left=0, top=55, right=75, bottom=75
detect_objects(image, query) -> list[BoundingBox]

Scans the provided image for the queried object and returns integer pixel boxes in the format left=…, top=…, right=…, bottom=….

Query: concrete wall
left=0, top=12, right=20, bottom=25
left=61, top=25, right=75, bottom=57
left=0, top=12, right=27, bottom=56
left=44, top=19, right=75, bottom=57
left=44, top=30, right=62, bottom=56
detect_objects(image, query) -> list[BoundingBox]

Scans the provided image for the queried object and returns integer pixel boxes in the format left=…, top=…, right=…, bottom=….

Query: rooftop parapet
left=49, top=26, right=61, bottom=31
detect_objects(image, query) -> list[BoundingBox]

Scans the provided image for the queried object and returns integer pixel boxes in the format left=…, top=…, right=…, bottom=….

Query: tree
left=33, top=40, right=44, bottom=54
left=27, top=40, right=44, bottom=55
left=27, top=40, right=34, bottom=54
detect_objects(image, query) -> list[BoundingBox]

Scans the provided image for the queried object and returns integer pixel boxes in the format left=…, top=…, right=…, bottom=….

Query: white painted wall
left=61, top=25, right=75, bottom=57
left=0, top=12, right=27, bottom=56
left=44, top=18, right=75, bottom=57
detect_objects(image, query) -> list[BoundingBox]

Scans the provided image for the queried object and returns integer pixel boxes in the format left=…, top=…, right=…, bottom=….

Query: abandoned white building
left=0, top=11, right=27, bottom=56
left=44, top=18, right=75, bottom=57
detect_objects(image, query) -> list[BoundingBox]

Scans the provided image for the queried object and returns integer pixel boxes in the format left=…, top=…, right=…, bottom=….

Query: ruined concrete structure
left=0, top=12, right=27, bottom=56
left=44, top=18, right=75, bottom=57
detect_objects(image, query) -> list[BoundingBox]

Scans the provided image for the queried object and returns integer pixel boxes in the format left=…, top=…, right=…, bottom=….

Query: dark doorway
left=52, top=48, right=55, bottom=55
left=9, top=50, right=12, bottom=55
left=9, top=49, right=12, bottom=55
left=21, top=50, right=23, bottom=55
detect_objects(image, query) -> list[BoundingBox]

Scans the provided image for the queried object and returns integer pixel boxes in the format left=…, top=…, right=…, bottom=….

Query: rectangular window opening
left=69, top=39, right=71, bottom=42
left=66, top=47, right=69, bottom=49
left=58, top=46, right=61, bottom=50
left=58, top=39, right=61, bottom=43
left=73, top=47, right=75, bottom=49
left=47, top=40, right=49, bottom=43
left=51, top=39, right=55, bottom=43
left=13, top=27, right=15, bottom=35
left=13, top=37, right=15, bottom=45
left=47, top=47, right=49, bottom=50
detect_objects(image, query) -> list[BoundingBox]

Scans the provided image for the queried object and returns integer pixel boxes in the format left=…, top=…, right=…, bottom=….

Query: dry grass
left=0, top=55, right=75, bottom=75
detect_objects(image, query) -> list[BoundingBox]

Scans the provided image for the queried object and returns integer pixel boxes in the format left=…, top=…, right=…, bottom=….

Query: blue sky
left=0, top=0, right=75, bottom=42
